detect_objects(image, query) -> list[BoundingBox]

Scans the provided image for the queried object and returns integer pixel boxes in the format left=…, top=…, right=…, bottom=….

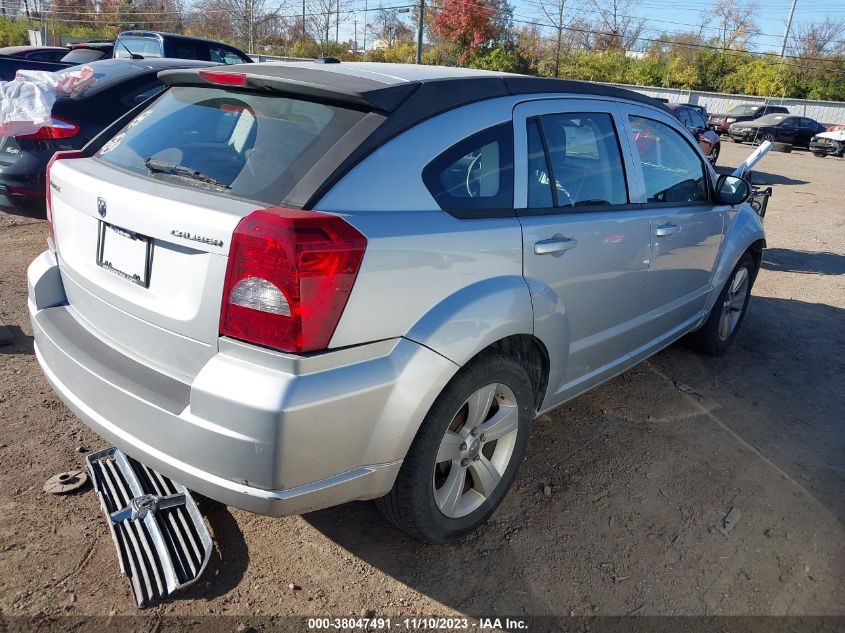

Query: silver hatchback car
left=29, top=63, right=764, bottom=543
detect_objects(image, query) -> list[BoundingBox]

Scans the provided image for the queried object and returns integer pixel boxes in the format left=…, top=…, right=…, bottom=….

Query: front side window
left=526, top=112, right=628, bottom=209
left=422, top=123, right=513, bottom=216
left=688, top=110, right=707, bottom=129
left=629, top=116, right=708, bottom=204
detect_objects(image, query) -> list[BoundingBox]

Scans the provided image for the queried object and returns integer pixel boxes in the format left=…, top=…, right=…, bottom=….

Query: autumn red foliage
left=432, top=0, right=504, bottom=63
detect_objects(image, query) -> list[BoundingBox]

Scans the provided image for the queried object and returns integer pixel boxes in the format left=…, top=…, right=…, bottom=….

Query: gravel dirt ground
left=0, top=142, right=843, bottom=624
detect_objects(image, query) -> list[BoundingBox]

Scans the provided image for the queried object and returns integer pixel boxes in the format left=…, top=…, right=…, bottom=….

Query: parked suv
left=114, top=31, right=252, bottom=64
left=29, top=63, right=764, bottom=543
left=708, top=104, right=789, bottom=135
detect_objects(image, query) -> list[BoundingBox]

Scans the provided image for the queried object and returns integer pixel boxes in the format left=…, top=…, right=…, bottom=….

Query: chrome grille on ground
left=86, top=447, right=212, bottom=607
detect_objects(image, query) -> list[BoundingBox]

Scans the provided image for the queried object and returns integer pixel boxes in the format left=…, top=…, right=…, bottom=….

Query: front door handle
left=534, top=236, right=578, bottom=255
left=655, top=223, right=681, bottom=237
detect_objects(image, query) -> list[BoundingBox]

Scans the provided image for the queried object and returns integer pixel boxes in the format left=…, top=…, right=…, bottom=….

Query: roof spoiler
left=157, top=68, right=418, bottom=113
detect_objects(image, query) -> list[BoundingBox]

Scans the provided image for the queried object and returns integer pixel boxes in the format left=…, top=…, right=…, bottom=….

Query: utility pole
left=779, top=0, right=798, bottom=57
left=302, top=0, right=306, bottom=41
left=362, top=0, right=367, bottom=52
left=415, top=0, right=424, bottom=64
left=336, top=0, right=340, bottom=44
left=353, top=19, right=357, bottom=55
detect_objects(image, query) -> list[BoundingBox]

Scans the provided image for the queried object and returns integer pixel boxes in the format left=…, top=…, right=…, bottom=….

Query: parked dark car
left=114, top=31, right=252, bottom=64
left=0, top=52, right=71, bottom=81
left=0, top=45, right=68, bottom=62
left=709, top=104, right=790, bottom=135
left=0, top=57, right=219, bottom=212
left=0, top=42, right=111, bottom=80
left=667, top=103, right=721, bottom=164
left=728, top=114, right=827, bottom=147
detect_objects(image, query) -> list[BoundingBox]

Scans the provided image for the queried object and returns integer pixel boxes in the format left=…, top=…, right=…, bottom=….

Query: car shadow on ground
left=0, top=202, right=46, bottom=220
left=183, top=497, right=250, bottom=600
left=714, top=164, right=809, bottom=186
left=762, top=248, right=845, bottom=276
left=302, top=295, right=844, bottom=616
left=0, top=323, right=34, bottom=355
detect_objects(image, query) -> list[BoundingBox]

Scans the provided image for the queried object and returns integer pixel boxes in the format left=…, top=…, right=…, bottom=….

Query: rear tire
left=376, top=350, right=533, bottom=543
left=685, top=253, right=757, bottom=355
left=771, top=142, right=792, bottom=153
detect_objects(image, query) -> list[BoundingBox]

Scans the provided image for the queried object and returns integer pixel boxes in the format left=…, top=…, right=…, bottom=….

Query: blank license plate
left=96, top=222, right=153, bottom=287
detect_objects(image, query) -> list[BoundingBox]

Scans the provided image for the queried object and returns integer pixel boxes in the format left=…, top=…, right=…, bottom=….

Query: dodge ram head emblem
left=97, top=197, right=107, bottom=218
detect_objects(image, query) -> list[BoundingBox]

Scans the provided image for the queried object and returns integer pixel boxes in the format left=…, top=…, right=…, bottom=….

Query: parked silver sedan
left=29, top=63, right=764, bottom=543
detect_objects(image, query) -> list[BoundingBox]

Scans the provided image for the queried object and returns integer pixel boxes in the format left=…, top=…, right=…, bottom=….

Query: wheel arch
left=706, top=209, right=766, bottom=316
left=485, top=334, right=550, bottom=414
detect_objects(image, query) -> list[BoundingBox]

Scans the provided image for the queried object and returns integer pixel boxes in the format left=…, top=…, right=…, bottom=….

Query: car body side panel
left=322, top=98, right=528, bottom=363
left=704, top=204, right=765, bottom=316
left=512, top=98, right=653, bottom=409
left=328, top=210, right=526, bottom=363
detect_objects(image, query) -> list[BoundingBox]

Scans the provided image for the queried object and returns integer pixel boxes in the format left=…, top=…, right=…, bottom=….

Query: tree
left=49, top=0, right=96, bottom=26
left=536, top=0, right=567, bottom=76
left=307, top=0, right=350, bottom=49
left=431, top=0, right=511, bottom=63
left=588, top=0, right=645, bottom=51
left=710, top=0, right=757, bottom=51
left=789, top=17, right=845, bottom=58
left=367, top=6, right=413, bottom=49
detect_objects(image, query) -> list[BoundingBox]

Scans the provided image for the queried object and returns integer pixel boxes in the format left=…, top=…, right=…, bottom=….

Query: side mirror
left=715, top=174, right=751, bottom=206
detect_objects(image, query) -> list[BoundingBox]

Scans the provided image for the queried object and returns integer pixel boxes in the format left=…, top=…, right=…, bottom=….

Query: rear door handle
left=534, top=236, right=578, bottom=255
left=655, top=223, right=681, bottom=237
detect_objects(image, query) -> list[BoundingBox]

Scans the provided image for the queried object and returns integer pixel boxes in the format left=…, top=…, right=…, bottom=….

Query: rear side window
left=211, top=46, right=248, bottom=64
left=527, top=112, right=628, bottom=209
left=422, top=123, right=513, bottom=217
left=629, top=116, right=708, bottom=204
left=172, top=42, right=203, bottom=60
left=95, top=86, right=367, bottom=205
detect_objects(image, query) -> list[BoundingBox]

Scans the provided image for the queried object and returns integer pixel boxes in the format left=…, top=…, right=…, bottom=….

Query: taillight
left=220, top=207, right=367, bottom=353
left=198, top=70, right=248, bottom=86
left=18, top=116, right=79, bottom=140
left=45, top=149, right=84, bottom=249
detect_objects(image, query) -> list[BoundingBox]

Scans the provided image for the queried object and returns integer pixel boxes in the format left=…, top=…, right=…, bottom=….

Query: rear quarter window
left=422, top=123, right=514, bottom=218
left=95, top=86, right=367, bottom=205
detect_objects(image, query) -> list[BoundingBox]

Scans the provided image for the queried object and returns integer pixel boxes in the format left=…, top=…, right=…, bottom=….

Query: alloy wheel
left=433, top=383, right=519, bottom=519
left=718, top=266, right=749, bottom=341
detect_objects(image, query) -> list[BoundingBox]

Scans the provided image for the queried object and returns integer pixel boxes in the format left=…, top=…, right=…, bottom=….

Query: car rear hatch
left=48, top=71, right=394, bottom=378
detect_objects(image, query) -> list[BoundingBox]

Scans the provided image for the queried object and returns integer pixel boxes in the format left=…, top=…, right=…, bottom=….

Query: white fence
left=604, top=82, right=845, bottom=125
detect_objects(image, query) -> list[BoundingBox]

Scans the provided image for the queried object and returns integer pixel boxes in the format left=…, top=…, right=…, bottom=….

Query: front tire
left=707, top=143, right=720, bottom=165
left=376, top=350, right=533, bottom=543
left=685, top=253, right=757, bottom=355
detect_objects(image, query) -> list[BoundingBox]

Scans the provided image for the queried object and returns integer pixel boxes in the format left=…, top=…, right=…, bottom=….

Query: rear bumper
left=29, top=250, right=458, bottom=516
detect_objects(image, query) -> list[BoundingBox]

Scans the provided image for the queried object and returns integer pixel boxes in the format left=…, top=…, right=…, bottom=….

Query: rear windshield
left=95, top=86, right=367, bottom=204
left=62, top=48, right=108, bottom=63
left=115, top=36, right=162, bottom=58
left=728, top=105, right=758, bottom=115
left=757, top=114, right=787, bottom=125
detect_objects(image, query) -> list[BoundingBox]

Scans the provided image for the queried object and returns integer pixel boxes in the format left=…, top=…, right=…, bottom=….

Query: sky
left=336, top=0, right=845, bottom=56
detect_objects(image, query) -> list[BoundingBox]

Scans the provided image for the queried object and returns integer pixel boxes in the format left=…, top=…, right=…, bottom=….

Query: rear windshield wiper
left=144, top=158, right=230, bottom=190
